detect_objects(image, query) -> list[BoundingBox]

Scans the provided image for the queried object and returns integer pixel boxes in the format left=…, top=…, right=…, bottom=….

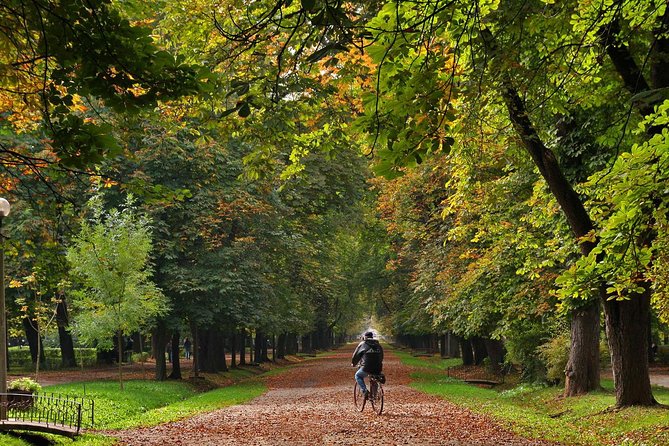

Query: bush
left=537, top=332, right=570, bottom=383
left=8, top=347, right=97, bottom=370
left=8, top=377, right=42, bottom=393
left=504, top=321, right=550, bottom=382
left=132, top=352, right=150, bottom=363
left=538, top=332, right=611, bottom=384
left=657, top=345, right=669, bottom=364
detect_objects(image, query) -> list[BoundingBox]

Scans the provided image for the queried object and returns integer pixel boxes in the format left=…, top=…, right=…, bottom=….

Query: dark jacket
left=351, top=339, right=384, bottom=372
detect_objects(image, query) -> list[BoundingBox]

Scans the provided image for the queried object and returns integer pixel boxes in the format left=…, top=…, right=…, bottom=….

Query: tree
left=206, top=0, right=669, bottom=406
left=354, top=0, right=668, bottom=406
left=66, top=193, right=168, bottom=389
left=0, top=0, right=207, bottom=170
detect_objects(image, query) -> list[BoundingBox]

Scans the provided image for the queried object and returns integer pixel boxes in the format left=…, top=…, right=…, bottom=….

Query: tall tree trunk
left=117, top=331, right=124, bottom=390
left=168, top=331, right=182, bottom=380
left=594, top=10, right=669, bottom=406
left=230, top=333, right=237, bottom=368
left=255, top=330, right=269, bottom=363
left=249, top=330, right=254, bottom=363
left=604, top=289, right=656, bottom=406
left=191, top=322, right=200, bottom=378
left=483, top=339, right=505, bottom=372
left=218, top=331, right=228, bottom=372
left=261, top=335, right=269, bottom=362
left=301, top=334, right=312, bottom=353
left=132, top=333, right=142, bottom=354
left=239, top=330, right=246, bottom=366
left=272, top=335, right=276, bottom=362
left=199, top=328, right=228, bottom=372
left=565, top=304, right=601, bottom=396
left=56, top=300, right=76, bottom=368
left=460, top=338, right=474, bottom=366
left=22, top=317, right=45, bottom=367
left=200, top=329, right=214, bottom=372
left=447, top=333, right=460, bottom=358
left=153, top=321, right=168, bottom=381
left=503, top=80, right=602, bottom=393
left=648, top=315, right=655, bottom=364
left=277, top=333, right=286, bottom=359
left=286, top=333, right=298, bottom=355
left=471, top=337, right=488, bottom=365
left=254, top=331, right=262, bottom=363
left=481, top=27, right=602, bottom=396
left=440, top=334, right=447, bottom=358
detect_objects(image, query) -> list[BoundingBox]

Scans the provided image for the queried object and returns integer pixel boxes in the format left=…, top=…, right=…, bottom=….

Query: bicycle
left=353, top=373, right=384, bottom=415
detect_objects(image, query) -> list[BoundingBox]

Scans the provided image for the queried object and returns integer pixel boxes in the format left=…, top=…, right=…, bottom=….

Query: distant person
left=351, top=331, right=384, bottom=398
left=184, top=337, right=192, bottom=360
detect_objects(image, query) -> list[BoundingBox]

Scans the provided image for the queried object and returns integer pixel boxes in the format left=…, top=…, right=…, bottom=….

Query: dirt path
left=107, top=347, right=558, bottom=446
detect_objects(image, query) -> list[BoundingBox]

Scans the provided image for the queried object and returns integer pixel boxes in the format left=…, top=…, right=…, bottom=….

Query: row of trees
left=363, top=0, right=669, bottom=407
left=203, top=0, right=669, bottom=408
left=0, top=0, right=378, bottom=386
left=3, top=0, right=669, bottom=410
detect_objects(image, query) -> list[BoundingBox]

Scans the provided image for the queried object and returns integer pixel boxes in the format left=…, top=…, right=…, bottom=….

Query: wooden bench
left=463, top=378, right=501, bottom=387
left=411, top=350, right=435, bottom=357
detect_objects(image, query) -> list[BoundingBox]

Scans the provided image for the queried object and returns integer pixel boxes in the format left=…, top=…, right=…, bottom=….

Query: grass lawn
left=396, top=350, right=669, bottom=446
left=1, top=372, right=268, bottom=446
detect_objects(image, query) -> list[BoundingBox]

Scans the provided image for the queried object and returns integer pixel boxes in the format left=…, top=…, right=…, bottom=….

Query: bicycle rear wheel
left=370, top=381, right=384, bottom=415
left=353, top=382, right=366, bottom=412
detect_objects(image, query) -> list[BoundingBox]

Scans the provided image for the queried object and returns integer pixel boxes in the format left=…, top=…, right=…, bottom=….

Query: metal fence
left=0, top=392, right=94, bottom=435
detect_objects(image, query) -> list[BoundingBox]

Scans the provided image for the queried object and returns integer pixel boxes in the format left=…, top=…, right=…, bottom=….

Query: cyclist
left=351, top=331, right=384, bottom=398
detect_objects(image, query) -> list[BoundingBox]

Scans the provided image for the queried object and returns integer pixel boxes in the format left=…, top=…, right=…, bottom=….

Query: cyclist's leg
left=355, top=368, right=368, bottom=393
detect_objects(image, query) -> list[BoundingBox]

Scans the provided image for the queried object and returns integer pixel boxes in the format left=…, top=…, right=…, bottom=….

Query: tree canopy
left=1, top=0, right=668, bottom=410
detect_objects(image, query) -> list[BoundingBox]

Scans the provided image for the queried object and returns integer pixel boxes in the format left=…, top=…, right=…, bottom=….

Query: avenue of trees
left=1, top=0, right=669, bottom=410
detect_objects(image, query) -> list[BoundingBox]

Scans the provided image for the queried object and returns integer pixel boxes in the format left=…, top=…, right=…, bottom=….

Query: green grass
left=0, top=434, right=33, bottom=446
left=398, top=352, right=669, bottom=445
left=39, top=376, right=267, bottom=446
left=109, top=381, right=266, bottom=429
left=44, top=378, right=267, bottom=429
left=393, top=350, right=462, bottom=370
left=47, top=380, right=196, bottom=428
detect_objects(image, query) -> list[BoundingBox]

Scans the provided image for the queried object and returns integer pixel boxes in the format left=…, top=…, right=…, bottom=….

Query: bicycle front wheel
left=353, top=382, right=366, bottom=412
left=370, top=382, right=384, bottom=415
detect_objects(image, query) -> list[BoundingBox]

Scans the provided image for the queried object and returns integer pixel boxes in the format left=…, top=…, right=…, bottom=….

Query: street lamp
left=0, top=197, right=10, bottom=420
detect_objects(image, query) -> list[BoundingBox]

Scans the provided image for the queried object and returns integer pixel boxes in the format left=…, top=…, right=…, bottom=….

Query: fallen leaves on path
left=107, top=348, right=560, bottom=445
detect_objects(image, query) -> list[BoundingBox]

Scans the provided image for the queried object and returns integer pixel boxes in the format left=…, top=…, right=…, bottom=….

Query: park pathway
left=109, top=346, right=559, bottom=446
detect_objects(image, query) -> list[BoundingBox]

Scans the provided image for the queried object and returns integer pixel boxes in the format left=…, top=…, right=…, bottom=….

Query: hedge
left=8, top=347, right=97, bottom=370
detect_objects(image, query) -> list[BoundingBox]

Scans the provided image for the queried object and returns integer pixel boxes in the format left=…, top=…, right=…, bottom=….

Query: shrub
left=8, top=377, right=42, bottom=393
left=538, top=331, right=611, bottom=384
left=132, top=352, right=150, bottom=363
left=657, top=345, right=669, bottom=364
left=8, top=347, right=97, bottom=370
left=537, top=332, right=570, bottom=383
left=504, top=321, right=549, bottom=382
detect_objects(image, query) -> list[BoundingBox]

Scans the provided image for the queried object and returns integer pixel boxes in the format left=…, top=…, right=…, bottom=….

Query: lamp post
left=0, top=197, right=10, bottom=420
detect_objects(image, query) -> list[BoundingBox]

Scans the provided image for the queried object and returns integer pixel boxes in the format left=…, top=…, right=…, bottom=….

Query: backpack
left=362, top=343, right=383, bottom=374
